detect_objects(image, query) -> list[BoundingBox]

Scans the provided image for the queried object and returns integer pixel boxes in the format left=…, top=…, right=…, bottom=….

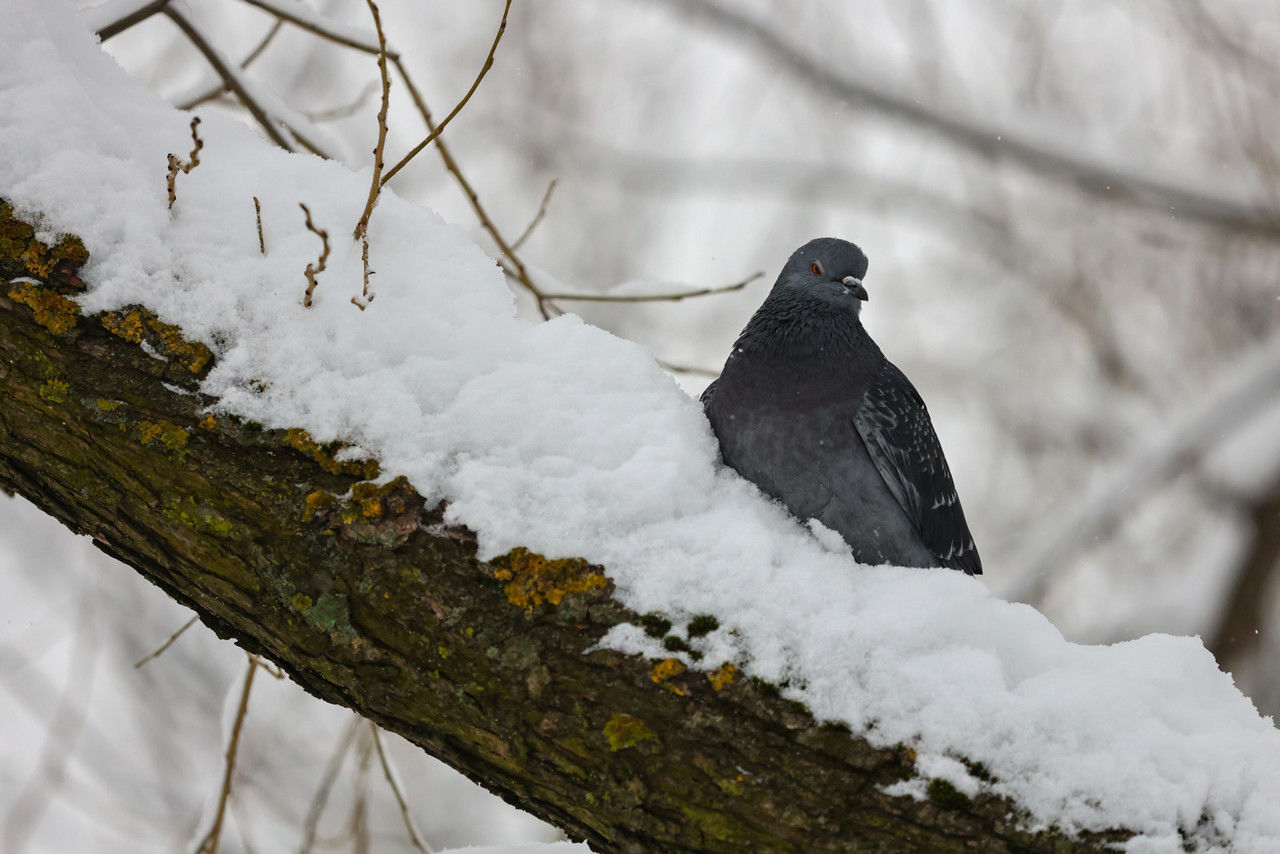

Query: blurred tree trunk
left=0, top=206, right=1124, bottom=853
left=1209, top=479, right=1280, bottom=668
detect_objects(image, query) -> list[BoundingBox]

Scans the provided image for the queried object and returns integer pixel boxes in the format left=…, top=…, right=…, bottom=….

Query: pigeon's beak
left=842, top=276, right=868, bottom=301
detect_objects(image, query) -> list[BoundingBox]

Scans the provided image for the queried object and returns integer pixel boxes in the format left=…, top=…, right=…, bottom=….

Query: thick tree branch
left=0, top=206, right=1125, bottom=852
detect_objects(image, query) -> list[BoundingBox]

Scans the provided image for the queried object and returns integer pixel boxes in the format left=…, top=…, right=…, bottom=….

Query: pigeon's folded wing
left=852, top=362, right=982, bottom=575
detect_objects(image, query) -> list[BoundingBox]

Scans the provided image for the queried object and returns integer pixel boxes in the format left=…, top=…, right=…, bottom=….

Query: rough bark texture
left=0, top=203, right=1127, bottom=852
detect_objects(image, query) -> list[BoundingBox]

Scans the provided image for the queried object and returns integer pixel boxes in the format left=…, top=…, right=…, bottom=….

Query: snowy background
left=4, top=0, right=1280, bottom=851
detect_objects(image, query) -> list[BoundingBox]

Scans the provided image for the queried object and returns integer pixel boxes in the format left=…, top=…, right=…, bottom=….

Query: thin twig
left=351, top=0, right=391, bottom=310
left=379, top=0, right=513, bottom=186
left=134, top=614, right=199, bottom=669
left=657, top=359, right=719, bottom=378
left=227, top=0, right=554, bottom=317
left=370, top=725, right=432, bottom=853
left=178, top=19, right=284, bottom=111
left=304, top=81, right=380, bottom=123
left=195, top=654, right=259, bottom=854
left=253, top=197, right=266, bottom=254
left=298, top=718, right=361, bottom=854
left=163, top=7, right=295, bottom=151
left=238, top=0, right=390, bottom=55
left=511, top=179, right=559, bottom=251
left=351, top=727, right=375, bottom=854
left=166, top=116, right=204, bottom=210
left=94, top=0, right=172, bottom=40
left=539, top=271, right=762, bottom=303
left=389, top=57, right=554, bottom=319
left=299, top=203, right=330, bottom=307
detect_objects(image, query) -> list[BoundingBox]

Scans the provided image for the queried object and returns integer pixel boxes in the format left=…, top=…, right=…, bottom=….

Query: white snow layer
left=3, top=3, right=1280, bottom=851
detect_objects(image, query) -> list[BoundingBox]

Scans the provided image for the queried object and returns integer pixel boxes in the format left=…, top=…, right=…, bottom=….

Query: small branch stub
left=253, top=196, right=266, bottom=254
left=166, top=116, right=204, bottom=210
left=299, top=203, right=330, bottom=307
left=351, top=0, right=391, bottom=311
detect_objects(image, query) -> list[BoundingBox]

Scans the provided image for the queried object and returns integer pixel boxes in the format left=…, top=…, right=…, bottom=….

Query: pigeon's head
left=774, top=237, right=870, bottom=315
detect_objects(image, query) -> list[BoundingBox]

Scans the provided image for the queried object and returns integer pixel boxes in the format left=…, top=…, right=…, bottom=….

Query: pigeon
left=702, top=237, right=981, bottom=575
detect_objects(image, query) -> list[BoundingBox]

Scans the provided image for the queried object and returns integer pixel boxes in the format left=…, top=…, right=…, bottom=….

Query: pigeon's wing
left=852, top=362, right=981, bottom=575
left=699, top=379, right=719, bottom=408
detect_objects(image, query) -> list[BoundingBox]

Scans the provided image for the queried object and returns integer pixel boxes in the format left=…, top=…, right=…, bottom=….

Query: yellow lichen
left=198, top=413, right=218, bottom=430
left=708, top=662, right=737, bottom=692
left=291, top=593, right=313, bottom=612
left=303, top=489, right=339, bottom=521
left=99, top=306, right=212, bottom=374
left=651, top=657, right=686, bottom=684
left=38, top=379, right=69, bottom=403
left=282, top=428, right=380, bottom=479
left=0, top=202, right=89, bottom=282
left=603, top=713, right=655, bottom=752
left=492, top=547, right=607, bottom=613
left=7, top=281, right=79, bottom=335
left=137, top=420, right=189, bottom=452
left=96, top=398, right=123, bottom=411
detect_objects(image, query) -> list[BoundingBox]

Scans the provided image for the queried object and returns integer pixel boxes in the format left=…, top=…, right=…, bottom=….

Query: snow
left=4, top=1, right=1280, bottom=850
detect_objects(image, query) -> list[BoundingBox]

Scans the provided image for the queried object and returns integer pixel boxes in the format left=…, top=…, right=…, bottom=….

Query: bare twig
left=539, top=271, right=762, bottom=303
left=238, top=0, right=387, bottom=55
left=91, top=0, right=172, bottom=40
left=166, top=116, right=204, bottom=210
left=163, top=7, right=295, bottom=152
left=177, top=19, right=285, bottom=111
left=351, top=0, right=391, bottom=310
left=511, top=178, right=559, bottom=251
left=379, top=0, right=513, bottom=186
left=133, top=614, right=199, bottom=668
left=370, top=725, right=432, bottom=853
left=195, top=654, right=259, bottom=854
left=351, top=727, right=375, bottom=854
left=389, top=59, right=555, bottom=319
left=352, top=0, right=390, bottom=244
left=253, top=197, right=265, bottom=254
left=299, top=203, right=330, bottom=307
left=657, top=359, right=719, bottom=378
left=305, top=81, right=380, bottom=123
left=227, top=0, right=554, bottom=317
left=298, top=718, right=361, bottom=854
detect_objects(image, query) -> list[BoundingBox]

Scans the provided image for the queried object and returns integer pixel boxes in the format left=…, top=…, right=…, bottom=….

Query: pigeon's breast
left=705, top=365, right=936, bottom=568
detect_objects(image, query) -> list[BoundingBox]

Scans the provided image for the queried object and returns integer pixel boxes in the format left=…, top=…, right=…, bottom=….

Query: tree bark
left=0, top=203, right=1125, bottom=852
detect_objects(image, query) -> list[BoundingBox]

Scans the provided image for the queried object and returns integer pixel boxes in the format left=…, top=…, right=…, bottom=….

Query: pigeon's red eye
left=810, top=262, right=823, bottom=276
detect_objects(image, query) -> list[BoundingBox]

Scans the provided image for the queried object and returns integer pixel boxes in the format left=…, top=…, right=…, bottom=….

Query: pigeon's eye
left=810, top=261, right=824, bottom=276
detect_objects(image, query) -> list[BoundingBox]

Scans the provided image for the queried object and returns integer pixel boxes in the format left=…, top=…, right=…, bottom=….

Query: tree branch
left=0, top=208, right=1126, bottom=852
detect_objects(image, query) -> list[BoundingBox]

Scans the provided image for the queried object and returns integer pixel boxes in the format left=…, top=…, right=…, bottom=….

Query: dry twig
left=178, top=20, right=284, bottom=111
left=539, top=271, right=762, bottom=303
left=379, top=0, right=513, bottom=186
left=370, top=724, right=432, bottom=853
left=253, top=197, right=265, bottom=254
left=162, top=8, right=295, bottom=152
left=299, top=203, right=330, bottom=307
left=511, top=178, right=559, bottom=251
left=195, top=654, right=259, bottom=854
left=133, top=614, right=199, bottom=668
left=351, top=0, right=392, bottom=310
left=298, top=718, right=361, bottom=854
left=305, top=81, right=380, bottom=123
left=166, top=116, right=204, bottom=210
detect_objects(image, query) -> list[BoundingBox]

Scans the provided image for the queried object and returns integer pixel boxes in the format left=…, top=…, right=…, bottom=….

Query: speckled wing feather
left=852, top=362, right=981, bottom=575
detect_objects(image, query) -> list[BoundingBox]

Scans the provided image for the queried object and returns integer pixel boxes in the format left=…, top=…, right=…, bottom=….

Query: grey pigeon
left=702, top=237, right=981, bottom=575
